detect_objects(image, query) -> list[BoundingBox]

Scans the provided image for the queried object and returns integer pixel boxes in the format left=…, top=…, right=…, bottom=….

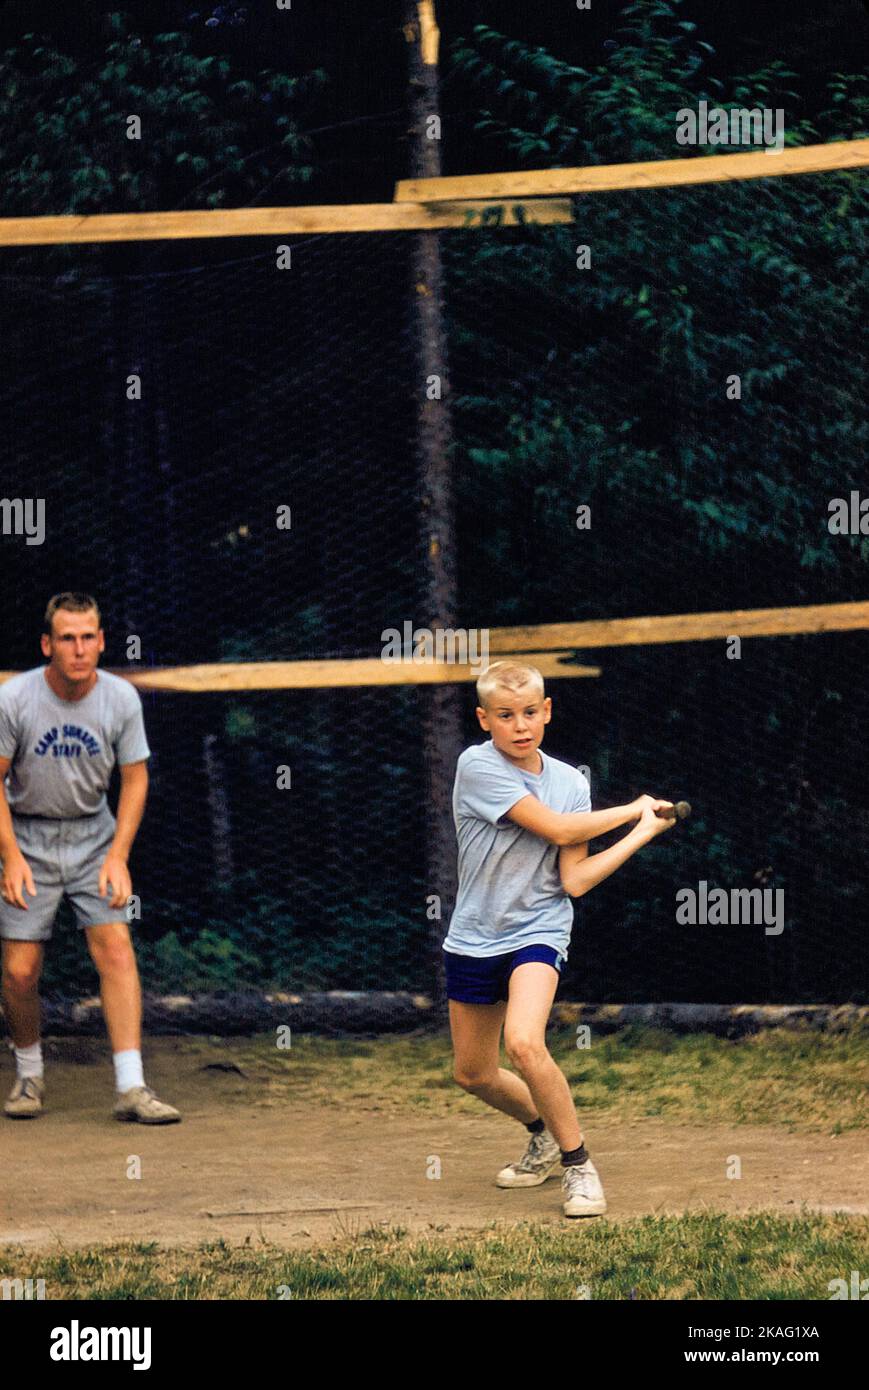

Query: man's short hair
left=476, top=661, right=545, bottom=709
left=43, top=592, right=102, bottom=635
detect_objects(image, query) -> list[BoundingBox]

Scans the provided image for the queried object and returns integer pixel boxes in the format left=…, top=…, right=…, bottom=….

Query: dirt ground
left=1, top=1037, right=866, bottom=1251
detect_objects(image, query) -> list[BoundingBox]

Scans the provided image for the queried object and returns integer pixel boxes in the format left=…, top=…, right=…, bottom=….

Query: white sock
left=113, top=1049, right=145, bottom=1093
left=15, top=1041, right=44, bottom=1080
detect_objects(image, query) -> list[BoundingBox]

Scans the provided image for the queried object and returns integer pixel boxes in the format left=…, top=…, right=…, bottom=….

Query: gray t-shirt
left=0, top=667, right=150, bottom=818
left=443, top=739, right=591, bottom=960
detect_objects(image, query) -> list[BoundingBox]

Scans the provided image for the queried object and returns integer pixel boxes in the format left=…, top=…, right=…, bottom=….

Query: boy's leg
left=1, top=940, right=44, bottom=1048
left=503, top=962, right=582, bottom=1152
left=450, top=998, right=539, bottom=1121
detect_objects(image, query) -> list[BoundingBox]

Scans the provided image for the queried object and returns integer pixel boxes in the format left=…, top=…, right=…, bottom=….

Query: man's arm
left=99, top=760, right=148, bottom=909
left=558, top=801, right=675, bottom=897
left=506, top=792, right=664, bottom=846
left=0, top=755, right=36, bottom=909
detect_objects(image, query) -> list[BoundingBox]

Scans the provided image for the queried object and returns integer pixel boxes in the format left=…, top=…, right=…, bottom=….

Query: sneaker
left=114, top=1085, right=181, bottom=1125
left=495, top=1128, right=562, bottom=1187
left=562, top=1158, right=608, bottom=1217
left=4, top=1075, right=45, bottom=1119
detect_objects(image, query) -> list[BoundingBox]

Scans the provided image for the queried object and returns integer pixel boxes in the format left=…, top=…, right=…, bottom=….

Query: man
left=0, top=592, right=179, bottom=1123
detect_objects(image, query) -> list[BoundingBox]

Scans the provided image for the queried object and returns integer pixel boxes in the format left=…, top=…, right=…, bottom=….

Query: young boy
left=0, top=592, right=179, bottom=1124
left=443, top=660, right=675, bottom=1217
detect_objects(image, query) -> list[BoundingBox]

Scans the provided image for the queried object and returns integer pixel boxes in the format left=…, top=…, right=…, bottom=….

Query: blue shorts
left=443, top=944, right=564, bottom=1005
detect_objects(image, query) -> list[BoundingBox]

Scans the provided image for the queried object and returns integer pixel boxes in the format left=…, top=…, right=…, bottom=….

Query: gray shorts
left=0, top=807, right=131, bottom=942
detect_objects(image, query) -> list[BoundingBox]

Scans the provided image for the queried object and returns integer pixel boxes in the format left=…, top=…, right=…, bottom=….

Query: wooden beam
left=418, top=0, right=440, bottom=65
left=118, top=653, right=599, bottom=691
left=0, top=198, right=572, bottom=247
left=2, top=139, right=861, bottom=249
left=3, top=602, right=862, bottom=691
left=395, top=137, right=869, bottom=203
left=487, top=601, right=869, bottom=652
left=0, top=652, right=599, bottom=693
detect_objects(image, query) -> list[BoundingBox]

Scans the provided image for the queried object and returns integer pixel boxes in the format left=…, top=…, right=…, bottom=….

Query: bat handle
left=655, top=800, right=692, bottom=821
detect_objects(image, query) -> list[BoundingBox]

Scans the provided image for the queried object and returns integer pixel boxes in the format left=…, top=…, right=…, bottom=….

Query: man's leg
left=84, top=922, right=141, bottom=1053
left=502, top=962, right=582, bottom=1152
left=2, top=940, right=47, bottom=1116
left=1, top=939, right=44, bottom=1048
left=84, top=921, right=179, bottom=1123
left=450, top=998, right=543, bottom=1121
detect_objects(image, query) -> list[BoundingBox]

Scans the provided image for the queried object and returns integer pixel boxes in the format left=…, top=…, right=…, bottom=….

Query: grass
left=169, top=1022, right=869, bottom=1133
left=1, top=1213, right=865, bottom=1299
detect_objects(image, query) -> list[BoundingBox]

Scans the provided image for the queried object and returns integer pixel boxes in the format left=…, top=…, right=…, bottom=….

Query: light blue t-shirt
left=0, top=667, right=150, bottom=818
left=443, top=739, right=591, bottom=960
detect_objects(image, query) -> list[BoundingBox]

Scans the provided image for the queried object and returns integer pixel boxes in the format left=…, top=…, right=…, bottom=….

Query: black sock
left=561, top=1143, right=588, bottom=1167
left=526, top=1117, right=545, bottom=1135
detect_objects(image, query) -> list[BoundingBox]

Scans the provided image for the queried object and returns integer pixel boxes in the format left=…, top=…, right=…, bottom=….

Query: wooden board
left=2, top=602, right=863, bottom=691
left=113, top=652, right=599, bottom=692
left=395, top=138, right=869, bottom=203
left=487, top=601, right=869, bottom=652
left=417, top=0, right=439, bottom=65
left=0, top=199, right=572, bottom=247
left=0, top=651, right=599, bottom=692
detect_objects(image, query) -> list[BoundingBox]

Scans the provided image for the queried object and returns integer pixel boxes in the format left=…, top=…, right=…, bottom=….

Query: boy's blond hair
left=476, top=661, right=545, bottom=709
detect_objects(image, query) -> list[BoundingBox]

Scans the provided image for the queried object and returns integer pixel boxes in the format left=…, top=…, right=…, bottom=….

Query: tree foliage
left=446, top=0, right=868, bottom=613
left=0, top=9, right=325, bottom=267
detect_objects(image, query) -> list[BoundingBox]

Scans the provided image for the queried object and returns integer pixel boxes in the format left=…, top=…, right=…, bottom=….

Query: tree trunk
left=203, top=733, right=235, bottom=889
left=404, top=1, right=463, bottom=1007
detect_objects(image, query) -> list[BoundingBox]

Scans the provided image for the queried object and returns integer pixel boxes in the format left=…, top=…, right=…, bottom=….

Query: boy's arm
left=559, top=802, right=675, bottom=897
left=506, top=792, right=663, bottom=846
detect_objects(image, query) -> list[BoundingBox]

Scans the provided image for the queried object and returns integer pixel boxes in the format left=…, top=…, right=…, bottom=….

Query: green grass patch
left=2, top=1213, right=864, bottom=1300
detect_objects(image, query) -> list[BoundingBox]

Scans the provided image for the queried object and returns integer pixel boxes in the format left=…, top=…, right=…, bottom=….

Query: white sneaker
left=113, top=1085, right=181, bottom=1124
left=562, top=1158, right=608, bottom=1217
left=495, top=1128, right=562, bottom=1188
left=4, top=1075, right=45, bottom=1119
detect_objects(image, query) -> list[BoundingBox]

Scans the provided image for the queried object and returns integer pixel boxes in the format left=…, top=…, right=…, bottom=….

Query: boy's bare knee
left=454, top=1067, right=497, bottom=1093
left=504, top=1035, right=549, bottom=1074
